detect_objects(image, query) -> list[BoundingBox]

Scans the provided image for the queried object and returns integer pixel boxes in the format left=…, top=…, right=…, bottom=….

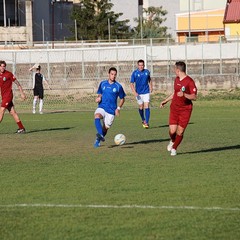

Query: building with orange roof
left=223, top=0, right=240, bottom=40
left=176, top=8, right=225, bottom=43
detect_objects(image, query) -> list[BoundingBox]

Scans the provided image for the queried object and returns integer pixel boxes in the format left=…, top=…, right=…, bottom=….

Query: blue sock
left=145, top=108, right=150, bottom=124
left=138, top=109, right=145, bottom=122
left=95, top=118, right=103, bottom=135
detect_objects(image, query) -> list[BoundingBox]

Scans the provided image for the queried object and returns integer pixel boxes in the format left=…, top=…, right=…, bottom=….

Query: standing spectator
left=29, top=64, right=51, bottom=114
left=94, top=67, right=126, bottom=148
left=0, top=60, right=26, bottom=133
left=130, top=59, right=152, bottom=129
left=160, top=61, right=197, bottom=156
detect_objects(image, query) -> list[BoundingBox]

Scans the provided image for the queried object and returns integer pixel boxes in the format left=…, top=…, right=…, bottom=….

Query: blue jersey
left=130, top=69, right=151, bottom=94
left=97, top=80, right=126, bottom=115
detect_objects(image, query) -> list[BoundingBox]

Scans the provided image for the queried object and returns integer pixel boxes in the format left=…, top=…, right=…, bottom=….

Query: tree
left=70, top=0, right=130, bottom=40
left=132, top=6, right=171, bottom=39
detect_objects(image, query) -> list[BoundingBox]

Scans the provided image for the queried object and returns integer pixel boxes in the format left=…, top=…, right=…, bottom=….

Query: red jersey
left=0, top=70, right=16, bottom=100
left=171, top=75, right=197, bottom=110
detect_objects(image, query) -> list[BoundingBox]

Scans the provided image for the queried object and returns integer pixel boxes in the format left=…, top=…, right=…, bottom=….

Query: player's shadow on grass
left=150, top=122, right=194, bottom=129
left=26, top=127, right=74, bottom=133
left=109, top=138, right=169, bottom=148
left=150, top=124, right=169, bottom=129
left=180, top=144, right=240, bottom=155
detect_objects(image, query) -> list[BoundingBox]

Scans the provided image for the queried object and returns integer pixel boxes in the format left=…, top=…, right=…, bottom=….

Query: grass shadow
left=108, top=138, right=169, bottom=148
left=180, top=144, right=240, bottom=155
left=26, top=127, right=74, bottom=134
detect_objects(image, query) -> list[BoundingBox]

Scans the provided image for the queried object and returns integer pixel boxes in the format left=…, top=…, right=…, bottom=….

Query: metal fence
left=1, top=40, right=239, bottom=112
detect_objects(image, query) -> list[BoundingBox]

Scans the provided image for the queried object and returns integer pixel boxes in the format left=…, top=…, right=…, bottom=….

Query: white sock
left=33, top=99, right=37, bottom=110
left=39, top=99, right=43, bottom=112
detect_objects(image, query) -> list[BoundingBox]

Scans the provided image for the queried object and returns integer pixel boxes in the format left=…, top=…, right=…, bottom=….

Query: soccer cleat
left=39, top=111, right=43, bottom=114
left=96, top=133, right=105, bottom=142
left=142, top=121, right=149, bottom=129
left=167, top=140, right=174, bottom=152
left=16, top=128, right=26, bottom=134
left=170, top=149, right=177, bottom=156
left=32, top=109, right=36, bottom=114
left=94, top=138, right=101, bottom=148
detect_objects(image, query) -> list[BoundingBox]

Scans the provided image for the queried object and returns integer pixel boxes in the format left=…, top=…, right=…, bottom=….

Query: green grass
left=0, top=100, right=240, bottom=239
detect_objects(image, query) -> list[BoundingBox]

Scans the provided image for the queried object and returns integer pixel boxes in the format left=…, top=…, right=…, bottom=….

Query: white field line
left=0, top=204, right=239, bottom=212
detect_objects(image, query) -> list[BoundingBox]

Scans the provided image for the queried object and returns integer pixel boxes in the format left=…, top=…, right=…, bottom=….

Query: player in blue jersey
left=94, top=67, right=126, bottom=148
left=130, top=59, right=153, bottom=129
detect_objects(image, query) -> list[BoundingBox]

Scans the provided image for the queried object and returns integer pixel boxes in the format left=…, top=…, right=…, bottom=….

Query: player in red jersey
left=0, top=60, right=26, bottom=133
left=160, top=61, right=197, bottom=156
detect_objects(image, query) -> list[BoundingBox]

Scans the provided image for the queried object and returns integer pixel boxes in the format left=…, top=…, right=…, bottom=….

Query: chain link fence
left=2, top=41, right=239, bottom=112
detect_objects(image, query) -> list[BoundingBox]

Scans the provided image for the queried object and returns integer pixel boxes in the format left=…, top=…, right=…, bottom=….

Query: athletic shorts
left=33, top=88, right=44, bottom=99
left=1, top=98, right=14, bottom=112
left=136, top=93, right=150, bottom=105
left=94, top=108, right=115, bottom=128
left=169, top=107, right=192, bottom=129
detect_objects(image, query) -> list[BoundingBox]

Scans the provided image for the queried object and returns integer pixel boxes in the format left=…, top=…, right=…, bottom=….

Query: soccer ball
left=114, top=134, right=126, bottom=146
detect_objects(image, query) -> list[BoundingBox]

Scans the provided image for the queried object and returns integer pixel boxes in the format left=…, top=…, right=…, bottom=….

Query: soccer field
left=0, top=100, right=240, bottom=239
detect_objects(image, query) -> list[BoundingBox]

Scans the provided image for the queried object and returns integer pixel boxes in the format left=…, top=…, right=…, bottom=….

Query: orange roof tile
left=223, top=0, right=240, bottom=23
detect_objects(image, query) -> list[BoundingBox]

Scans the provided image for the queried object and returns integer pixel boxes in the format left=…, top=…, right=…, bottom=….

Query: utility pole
left=51, top=0, right=56, bottom=49
left=3, top=0, right=6, bottom=27
left=188, top=0, right=191, bottom=40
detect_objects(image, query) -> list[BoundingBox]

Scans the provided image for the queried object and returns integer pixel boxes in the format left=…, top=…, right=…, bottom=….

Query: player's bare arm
left=130, top=83, right=138, bottom=97
left=44, top=79, right=51, bottom=90
left=95, top=94, right=102, bottom=103
left=14, top=79, right=26, bottom=100
left=177, top=91, right=197, bottom=100
left=149, top=78, right=153, bottom=93
left=160, top=93, right=174, bottom=108
left=115, top=98, right=125, bottom=116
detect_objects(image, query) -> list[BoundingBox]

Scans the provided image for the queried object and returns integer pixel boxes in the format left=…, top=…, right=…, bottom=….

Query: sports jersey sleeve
left=130, top=71, right=136, bottom=83
left=97, top=81, right=104, bottom=95
left=189, top=79, right=197, bottom=95
left=118, top=85, right=126, bottom=99
left=12, top=74, right=16, bottom=82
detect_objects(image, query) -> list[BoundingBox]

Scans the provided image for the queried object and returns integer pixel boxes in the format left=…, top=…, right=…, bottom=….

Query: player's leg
left=32, top=96, right=38, bottom=114
left=136, top=95, right=145, bottom=125
left=39, top=89, right=44, bottom=114
left=102, top=113, right=114, bottom=138
left=167, top=109, right=178, bottom=153
left=0, top=106, right=6, bottom=123
left=171, top=125, right=185, bottom=156
left=171, top=109, right=192, bottom=156
left=94, top=108, right=105, bottom=147
left=33, top=88, right=39, bottom=114
left=168, top=124, right=177, bottom=151
left=8, top=104, right=25, bottom=133
left=143, top=93, right=150, bottom=128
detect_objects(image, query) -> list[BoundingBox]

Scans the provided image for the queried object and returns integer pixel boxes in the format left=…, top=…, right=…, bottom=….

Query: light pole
left=51, top=0, right=56, bottom=48
left=108, top=18, right=111, bottom=42
left=3, top=0, right=6, bottom=27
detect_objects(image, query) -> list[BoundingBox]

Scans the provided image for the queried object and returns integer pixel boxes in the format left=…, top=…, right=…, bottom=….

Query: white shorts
left=94, top=108, right=115, bottom=128
left=136, top=93, right=150, bottom=105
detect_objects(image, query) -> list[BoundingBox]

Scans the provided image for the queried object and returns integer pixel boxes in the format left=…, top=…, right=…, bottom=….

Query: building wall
left=225, top=23, right=240, bottom=38
left=176, top=8, right=225, bottom=42
left=32, top=0, right=73, bottom=42
left=180, top=0, right=226, bottom=12
left=142, top=0, right=180, bottom=37
left=0, top=26, right=26, bottom=42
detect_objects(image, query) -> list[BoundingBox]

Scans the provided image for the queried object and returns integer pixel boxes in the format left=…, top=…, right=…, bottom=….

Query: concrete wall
left=0, top=27, right=26, bottom=41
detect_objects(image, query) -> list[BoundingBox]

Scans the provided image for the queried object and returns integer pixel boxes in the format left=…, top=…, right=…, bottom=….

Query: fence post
left=237, top=35, right=239, bottom=76
left=219, top=36, right=222, bottom=74
left=150, top=38, right=153, bottom=75
left=201, top=42, right=204, bottom=76
left=185, top=38, right=188, bottom=74
left=82, top=49, right=85, bottom=79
